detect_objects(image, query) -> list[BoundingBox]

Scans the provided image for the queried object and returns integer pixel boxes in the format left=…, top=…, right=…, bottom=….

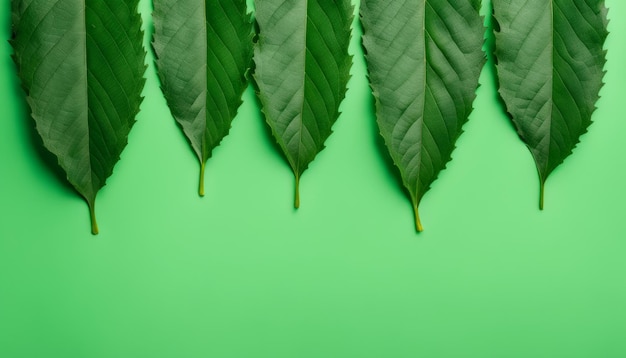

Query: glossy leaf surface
left=253, top=0, right=353, bottom=207
left=493, top=0, right=608, bottom=208
left=361, top=0, right=485, bottom=231
left=11, top=0, right=147, bottom=234
left=153, top=0, right=254, bottom=196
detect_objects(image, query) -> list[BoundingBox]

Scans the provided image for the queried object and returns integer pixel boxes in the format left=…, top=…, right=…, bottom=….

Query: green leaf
left=11, top=0, right=147, bottom=234
left=153, top=0, right=254, bottom=196
left=361, top=0, right=485, bottom=231
left=493, top=0, right=608, bottom=209
left=253, top=0, right=353, bottom=208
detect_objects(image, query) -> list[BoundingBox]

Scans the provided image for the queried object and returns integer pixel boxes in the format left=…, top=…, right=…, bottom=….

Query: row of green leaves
left=10, top=0, right=608, bottom=234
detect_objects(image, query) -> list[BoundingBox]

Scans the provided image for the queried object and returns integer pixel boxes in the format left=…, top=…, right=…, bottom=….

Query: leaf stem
left=89, top=201, right=99, bottom=235
left=539, top=181, right=545, bottom=210
left=294, top=174, right=300, bottom=209
left=199, top=161, right=206, bottom=197
left=413, top=203, right=423, bottom=232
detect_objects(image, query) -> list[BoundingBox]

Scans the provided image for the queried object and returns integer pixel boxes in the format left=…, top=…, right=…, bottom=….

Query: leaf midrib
left=82, top=0, right=95, bottom=204
left=295, top=0, right=309, bottom=178
left=546, top=0, right=554, bottom=181
left=202, top=0, right=209, bottom=163
left=523, top=0, right=555, bottom=185
left=416, top=0, right=427, bottom=204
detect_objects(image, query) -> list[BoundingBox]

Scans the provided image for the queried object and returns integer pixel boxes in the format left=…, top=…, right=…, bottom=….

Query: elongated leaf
left=361, top=0, right=485, bottom=231
left=11, top=0, right=146, bottom=234
left=153, top=0, right=254, bottom=196
left=253, top=0, right=353, bottom=207
left=493, top=0, right=608, bottom=208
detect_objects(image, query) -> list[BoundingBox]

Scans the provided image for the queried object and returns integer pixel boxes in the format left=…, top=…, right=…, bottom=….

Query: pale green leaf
left=11, top=0, right=147, bottom=234
left=361, top=0, right=485, bottom=231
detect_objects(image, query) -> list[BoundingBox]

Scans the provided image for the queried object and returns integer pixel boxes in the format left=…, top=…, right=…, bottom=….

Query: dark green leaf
left=361, top=0, right=485, bottom=231
left=11, top=0, right=147, bottom=234
left=153, top=0, right=254, bottom=196
left=493, top=0, right=608, bottom=208
left=253, top=0, right=353, bottom=208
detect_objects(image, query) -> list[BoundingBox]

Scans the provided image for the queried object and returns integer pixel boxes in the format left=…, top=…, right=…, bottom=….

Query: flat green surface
left=1, top=0, right=625, bottom=357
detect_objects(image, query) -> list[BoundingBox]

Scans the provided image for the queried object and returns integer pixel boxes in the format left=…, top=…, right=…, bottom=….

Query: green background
left=1, top=0, right=625, bottom=357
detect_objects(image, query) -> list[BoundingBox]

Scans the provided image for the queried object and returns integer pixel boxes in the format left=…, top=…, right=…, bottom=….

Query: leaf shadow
left=247, top=55, right=295, bottom=176
left=484, top=1, right=519, bottom=134
left=355, top=13, right=410, bottom=202
left=371, top=117, right=410, bottom=201
left=5, top=13, right=76, bottom=196
left=20, top=99, right=77, bottom=196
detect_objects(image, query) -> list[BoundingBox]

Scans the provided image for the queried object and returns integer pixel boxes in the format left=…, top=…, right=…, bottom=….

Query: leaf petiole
left=294, top=174, right=300, bottom=209
left=199, top=161, right=206, bottom=197
left=89, top=201, right=99, bottom=235
left=413, top=203, right=423, bottom=232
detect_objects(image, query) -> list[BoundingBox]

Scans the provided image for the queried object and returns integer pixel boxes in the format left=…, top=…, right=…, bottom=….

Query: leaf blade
left=11, top=0, right=147, bottom=234
left=361, top=0, right=485, bottom=231
left=153, top=0, right=254, bottom=196
left=493, top=0, right=608, bottom=208
left=253, top=0, right=353, bottom=207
